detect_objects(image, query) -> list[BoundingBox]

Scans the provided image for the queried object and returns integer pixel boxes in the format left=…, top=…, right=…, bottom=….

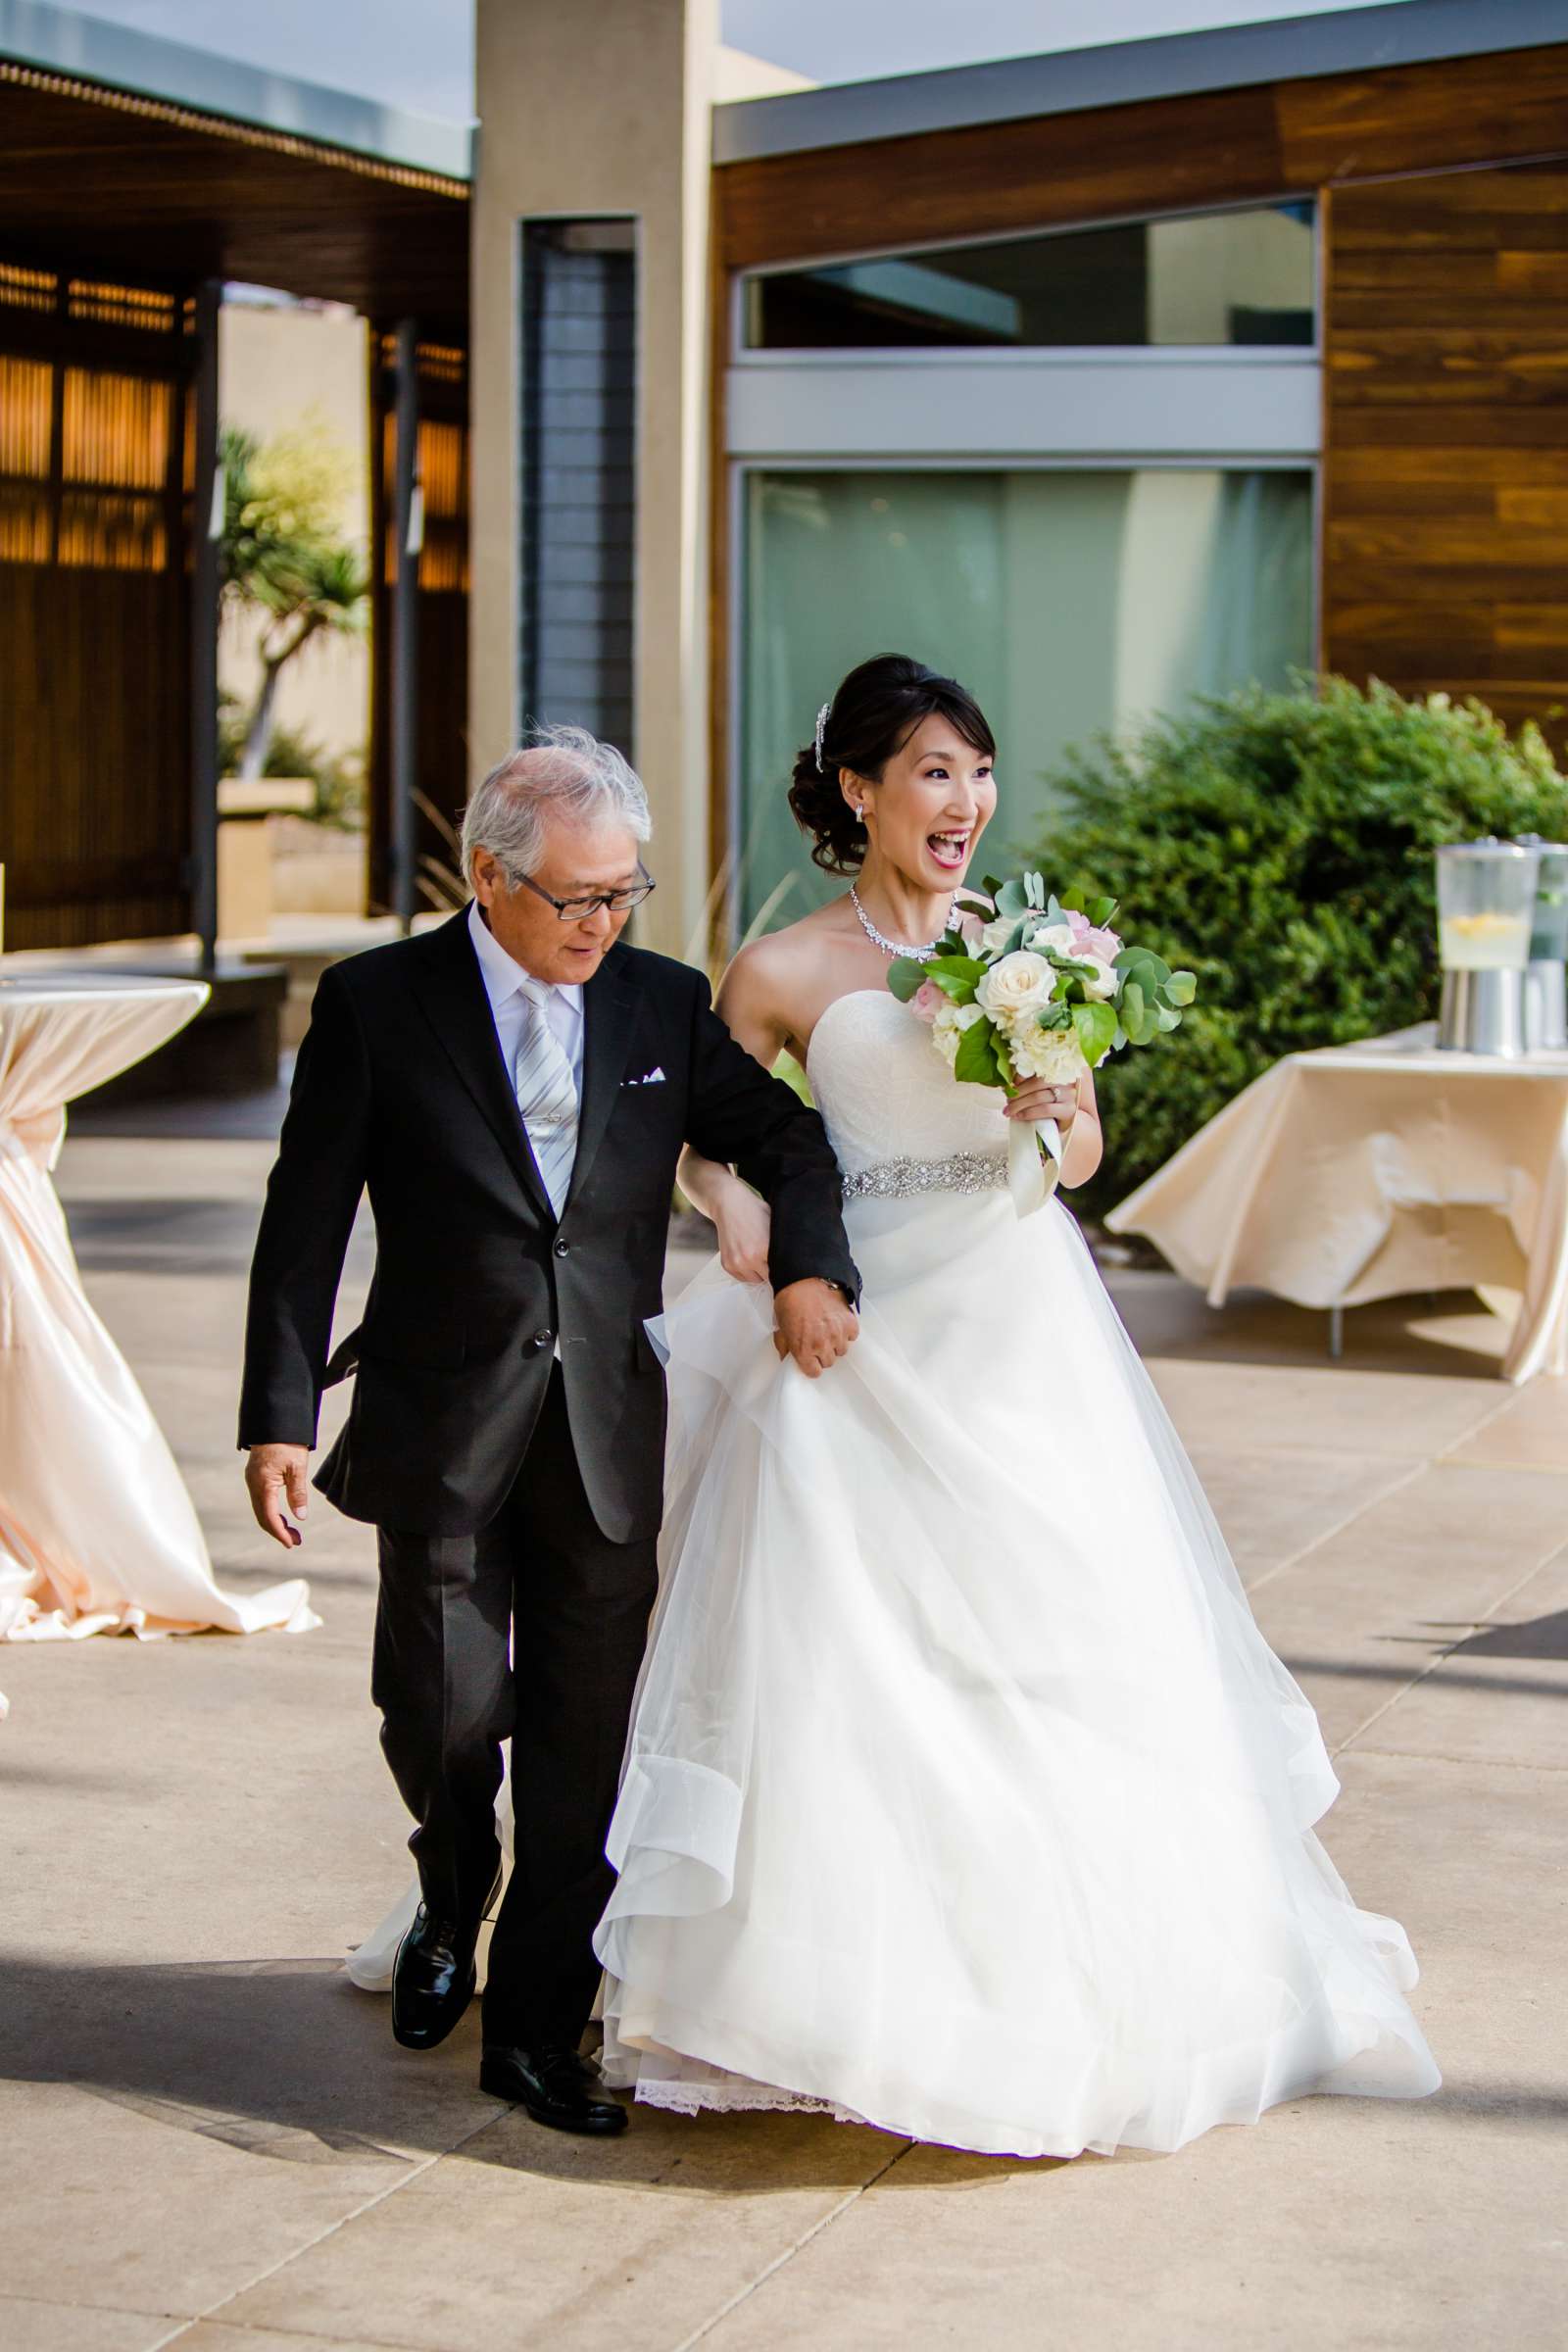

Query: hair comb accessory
left=813, top=702, right=831, bottom=773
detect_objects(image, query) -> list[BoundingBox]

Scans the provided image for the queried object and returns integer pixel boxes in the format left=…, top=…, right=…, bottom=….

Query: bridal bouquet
left=886, top=871, right=1197, bottom=1213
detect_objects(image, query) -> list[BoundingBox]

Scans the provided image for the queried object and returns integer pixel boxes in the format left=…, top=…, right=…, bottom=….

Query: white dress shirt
left=467, top=898, right=585, bottom=1097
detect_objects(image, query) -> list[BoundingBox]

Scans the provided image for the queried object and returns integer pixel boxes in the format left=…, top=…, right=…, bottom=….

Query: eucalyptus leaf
left=886, top=957, right=928, bottom=1003
left=1071, top=1000, right=1118, bottom=1066
left=1165, top=970, right=1198, bottom=1005
left=1121, top=978, right=1146, bottom=1036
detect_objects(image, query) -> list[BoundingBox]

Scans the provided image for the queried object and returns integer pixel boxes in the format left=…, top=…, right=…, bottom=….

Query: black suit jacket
left=238, top=910, right=859, bottom=1542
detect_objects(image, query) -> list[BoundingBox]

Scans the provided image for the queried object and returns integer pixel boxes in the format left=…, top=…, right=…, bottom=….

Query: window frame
left=730, top=194, right=1322, bottom=366
left=725, top=453, right=1322, bottom=933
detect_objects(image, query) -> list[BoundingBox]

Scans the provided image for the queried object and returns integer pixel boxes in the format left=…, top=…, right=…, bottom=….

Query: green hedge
left=1025, top=676, right=1567, bottom=1219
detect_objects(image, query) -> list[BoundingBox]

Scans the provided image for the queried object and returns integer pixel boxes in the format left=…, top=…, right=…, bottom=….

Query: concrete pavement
left=1, top=1107, right=1565, bottom=2350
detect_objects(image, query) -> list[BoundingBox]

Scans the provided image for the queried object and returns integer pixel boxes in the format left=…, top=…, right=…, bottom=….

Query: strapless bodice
left=805, top=989, right=1005, bottom=1179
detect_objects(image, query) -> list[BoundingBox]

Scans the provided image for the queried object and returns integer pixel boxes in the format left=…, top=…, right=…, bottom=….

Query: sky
left=57, top=0, right=1420, bottom=122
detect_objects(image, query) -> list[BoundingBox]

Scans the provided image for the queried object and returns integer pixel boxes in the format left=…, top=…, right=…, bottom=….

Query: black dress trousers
left=372, top=1367, right=659, bottom=2049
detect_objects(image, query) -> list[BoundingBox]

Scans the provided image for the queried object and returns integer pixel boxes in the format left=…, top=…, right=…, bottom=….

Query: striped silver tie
left=514, top=978, right=578, bottom=1217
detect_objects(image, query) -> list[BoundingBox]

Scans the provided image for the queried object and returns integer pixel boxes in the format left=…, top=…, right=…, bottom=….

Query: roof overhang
left=712, top=0, right=1568, bottom=164
left=0, top=31, right=468, bottom=331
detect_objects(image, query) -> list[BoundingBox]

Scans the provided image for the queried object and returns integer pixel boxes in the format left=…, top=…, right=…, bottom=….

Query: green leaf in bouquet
left=1086, top=895, right=1119, bottom=929
left=991, top=1028, right=1016, bottom=1090
left=1024, top=870, right=1047, bottom=908
left=925, top=955, right=986, bottom=1004
left=1165, top=969, right=1198, bottom=1006
left=955, top=1012, right=1004, bottom=1087
left=1058, top=884, right=1086, bottom=913
left=996, top=876, right=1029, bottom=917
left=1120, top=977, right=1146, bottom=1037
left=977, top=874, right=1004, bottom=904
left=886, top=956, right=930, bottom=1003
left=1071, top=1000, right=1118, bottom=1066
left=1038, top=1002, right=1073, bottom=1030
left=1154, top=1003, right=1183, bottom=1031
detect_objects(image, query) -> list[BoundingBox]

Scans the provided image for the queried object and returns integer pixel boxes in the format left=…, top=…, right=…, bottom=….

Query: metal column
left=390, top=318, right=422, bottom=933
left=188, top=277, right=222, bottom=970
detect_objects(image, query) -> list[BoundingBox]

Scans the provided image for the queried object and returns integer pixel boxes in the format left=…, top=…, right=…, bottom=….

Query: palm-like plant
left=220, top=424, right=370, bottom=779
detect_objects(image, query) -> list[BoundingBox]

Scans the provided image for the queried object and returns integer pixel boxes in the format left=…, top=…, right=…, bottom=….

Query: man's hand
left=773, top=1278, right=858, bottom=1379
left=246, top=1444, right=312, bottom=1548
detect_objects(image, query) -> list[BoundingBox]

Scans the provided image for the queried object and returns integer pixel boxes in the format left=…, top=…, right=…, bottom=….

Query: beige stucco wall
left=218, top=301, right=370, bottom=777
left=471, top=0, right=714, bottom=958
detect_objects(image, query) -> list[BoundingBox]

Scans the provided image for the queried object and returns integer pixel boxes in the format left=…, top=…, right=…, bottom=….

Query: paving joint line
left=1351, top=1745, right=1568, bottom=1774
left=143, top=2104, right=509, bottom=2352
left=1334, top=1545, right=1564, bottom=1757
left=666, top=2138, right=916, bottom=2352
left=1240, top=1457, right=1427, bottom=1596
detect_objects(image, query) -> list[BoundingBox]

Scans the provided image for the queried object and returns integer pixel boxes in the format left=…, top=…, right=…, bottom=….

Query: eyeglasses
left=513, top=862, right=657, bottom=922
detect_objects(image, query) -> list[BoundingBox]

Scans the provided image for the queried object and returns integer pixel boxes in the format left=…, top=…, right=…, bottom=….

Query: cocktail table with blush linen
left=1106, top=1023, right=1568, bottom=1383
left=0, top=976, right=314, bottom=1652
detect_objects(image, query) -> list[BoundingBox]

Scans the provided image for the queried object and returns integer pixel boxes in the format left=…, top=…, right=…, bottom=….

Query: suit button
left=533, top=1329, right=555, bottom=1350
left=554, top=1239, right=570, bottom=1257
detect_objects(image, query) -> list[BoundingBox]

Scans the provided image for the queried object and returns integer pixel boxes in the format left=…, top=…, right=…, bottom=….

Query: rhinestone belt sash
left=841, top=1149, right=1008, bottom=1202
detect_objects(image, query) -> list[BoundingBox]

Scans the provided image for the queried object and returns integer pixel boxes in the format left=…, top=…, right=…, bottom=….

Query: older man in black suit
left=239, top=727, right=858, bottom=2133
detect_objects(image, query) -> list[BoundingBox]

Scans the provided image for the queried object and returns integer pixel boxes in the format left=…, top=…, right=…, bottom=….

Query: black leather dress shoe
left=391, top=1869, right=502, bottom=2052
left=479, top=2042, right=628, bottom=2134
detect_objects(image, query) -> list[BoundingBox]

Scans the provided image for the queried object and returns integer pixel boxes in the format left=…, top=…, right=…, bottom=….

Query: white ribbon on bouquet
left=1007, top=1112, right=1065, bottom=1219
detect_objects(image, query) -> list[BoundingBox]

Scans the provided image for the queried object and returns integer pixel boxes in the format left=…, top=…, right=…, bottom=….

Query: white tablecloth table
left=1105, top=1024, right=1568, bottom=1383
left=0, top=977, right=314, bottom=1673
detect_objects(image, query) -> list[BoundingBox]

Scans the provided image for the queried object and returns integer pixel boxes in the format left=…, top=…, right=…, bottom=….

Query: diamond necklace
left=850, top=883, right=956, bottom=962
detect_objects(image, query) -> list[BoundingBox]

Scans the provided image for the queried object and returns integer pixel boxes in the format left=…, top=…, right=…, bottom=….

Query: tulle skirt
left=594, top=1188, right=1440, bottom=2159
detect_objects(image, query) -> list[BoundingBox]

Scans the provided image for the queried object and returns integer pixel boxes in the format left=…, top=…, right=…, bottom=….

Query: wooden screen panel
left=1321, top=164, right=1568, bottom=751
left=368, top=335, right=470, bottom=914
left=0, top=262, right=193, bottom=949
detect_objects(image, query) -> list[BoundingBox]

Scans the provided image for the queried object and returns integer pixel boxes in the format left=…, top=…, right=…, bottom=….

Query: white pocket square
left=623, top=1066, right=666, bottom=1088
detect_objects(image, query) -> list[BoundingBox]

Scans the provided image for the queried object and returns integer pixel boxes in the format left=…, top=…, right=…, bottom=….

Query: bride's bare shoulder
left=718, top=902, right=853, bottom=1044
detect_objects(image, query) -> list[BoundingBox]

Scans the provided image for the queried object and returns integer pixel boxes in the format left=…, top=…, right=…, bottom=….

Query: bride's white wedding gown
left=592, top=988, right=1440, bottom=2158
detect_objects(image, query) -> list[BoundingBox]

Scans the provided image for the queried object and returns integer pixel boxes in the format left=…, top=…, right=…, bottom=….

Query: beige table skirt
left=1105, top=1026, right=1568, bottom=1383
left=0, top=977, right=315, bottom=1675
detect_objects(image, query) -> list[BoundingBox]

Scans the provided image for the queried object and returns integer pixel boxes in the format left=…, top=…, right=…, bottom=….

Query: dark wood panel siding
left=1321, top=165, right=1568, bottom=745
left=0, top=266, right=193, bottom=949
left=715, top=44, right=1568, bottom=275
left=716, top=85, right=1288, bottom=274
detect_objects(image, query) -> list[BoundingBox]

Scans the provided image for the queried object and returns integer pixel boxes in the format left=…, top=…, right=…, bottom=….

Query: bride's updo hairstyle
left=788, top=653, right=997, bottom=876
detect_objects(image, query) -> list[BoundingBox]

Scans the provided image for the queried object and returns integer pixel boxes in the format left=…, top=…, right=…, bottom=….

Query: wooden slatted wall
left=1322, top=163, right=1568, bottom=747
left=368, top=333, right=470, bottom=912
left=0, top=259, right=194, bottom=948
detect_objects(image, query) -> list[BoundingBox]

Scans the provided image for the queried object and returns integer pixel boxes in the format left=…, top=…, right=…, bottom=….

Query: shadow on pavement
left=0, top=1952, right=1049, bottom=2188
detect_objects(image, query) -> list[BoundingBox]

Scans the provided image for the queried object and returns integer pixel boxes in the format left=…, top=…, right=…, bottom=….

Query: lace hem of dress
left=633, top=2077, right=869, bottom=2126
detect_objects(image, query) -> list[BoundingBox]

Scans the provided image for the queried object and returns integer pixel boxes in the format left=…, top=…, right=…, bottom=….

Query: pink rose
left=1064, top=907, right=1120, bottom=961
left=954, top=904, right=989, bottom=948
left=911, top=980, right=944, bottom=1024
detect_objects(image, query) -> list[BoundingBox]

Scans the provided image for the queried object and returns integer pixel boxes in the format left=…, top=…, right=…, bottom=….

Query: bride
left=591, top=651, right=1440, bottom=2159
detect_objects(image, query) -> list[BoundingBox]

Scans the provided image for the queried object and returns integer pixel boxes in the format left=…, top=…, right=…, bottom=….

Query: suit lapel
left=411, top=911, right=554, bottom=1220
left=566, top=946, right=637, bottom=1210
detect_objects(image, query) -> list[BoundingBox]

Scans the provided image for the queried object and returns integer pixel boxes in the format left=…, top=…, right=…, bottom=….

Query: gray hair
left=460, top=723, right=651, bottom=889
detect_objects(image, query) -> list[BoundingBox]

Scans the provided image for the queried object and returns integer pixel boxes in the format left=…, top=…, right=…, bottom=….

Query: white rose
left=977, top=951, right=1057, bottom=1026
left=1009, top=1024, right=1088, bottom=1084
left=932, top=999, right=987, bottom=1067
left=1027, top=919, right=1076, bottom=956
left=1079, top=954, right=1119, bottom=1002
left=980, top=914, right=1021, bottom=956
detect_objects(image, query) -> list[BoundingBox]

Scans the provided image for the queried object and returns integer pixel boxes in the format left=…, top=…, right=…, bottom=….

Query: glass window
left=743, top=205, right=1314, bottom=352
left=737, top=466, right=1312, bottom=930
